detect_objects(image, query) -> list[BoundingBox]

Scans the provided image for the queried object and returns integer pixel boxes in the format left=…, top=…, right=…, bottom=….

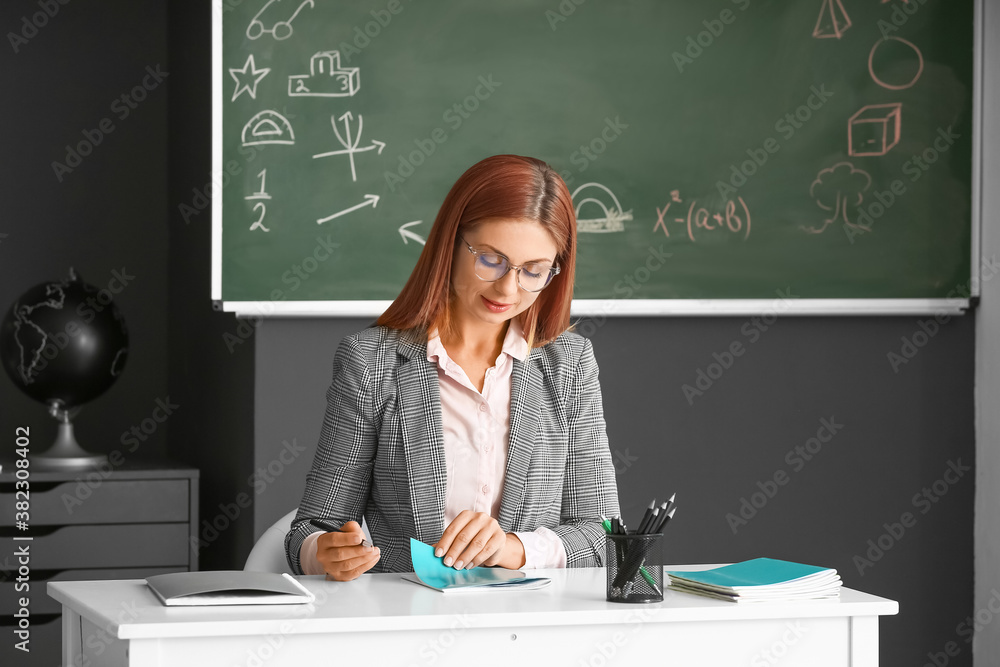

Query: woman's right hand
left=315, top=521, right=380, bottom=581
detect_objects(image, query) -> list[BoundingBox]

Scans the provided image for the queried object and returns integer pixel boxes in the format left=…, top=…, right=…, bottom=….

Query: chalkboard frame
left=210, top=0, right=984, bottom=317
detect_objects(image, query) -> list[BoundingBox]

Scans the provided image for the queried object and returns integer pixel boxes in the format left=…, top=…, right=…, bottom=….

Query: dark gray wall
left=0, top=0, right=257, bottom=575
left=166, top=0, right=257, bottom=572
left=255, top=314, right=975, bottom=666
left=0, top=0, right=170, bottom=461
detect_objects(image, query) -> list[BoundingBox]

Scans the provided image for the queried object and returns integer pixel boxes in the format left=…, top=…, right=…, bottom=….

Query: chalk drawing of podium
left=289, top=51, right=360, bottom=97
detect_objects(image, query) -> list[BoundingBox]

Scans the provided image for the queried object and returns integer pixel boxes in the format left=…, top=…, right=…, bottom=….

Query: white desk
left=48, top=566, right=897, bottom=666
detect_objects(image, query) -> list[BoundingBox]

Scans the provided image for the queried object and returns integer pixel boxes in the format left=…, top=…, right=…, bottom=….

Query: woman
left=285, top=154, right=620, bottom=580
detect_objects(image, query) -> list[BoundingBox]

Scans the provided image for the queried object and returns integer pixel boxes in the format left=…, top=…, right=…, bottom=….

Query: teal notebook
left=666, top=558, right=841, bottom=602
left=402, top=538, right=551, bottom=593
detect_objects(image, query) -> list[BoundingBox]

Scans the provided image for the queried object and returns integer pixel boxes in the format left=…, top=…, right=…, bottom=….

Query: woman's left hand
left=433, top=510, right=523, bottom=570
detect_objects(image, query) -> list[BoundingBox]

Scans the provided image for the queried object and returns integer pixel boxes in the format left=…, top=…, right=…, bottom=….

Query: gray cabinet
left=0, top=460, right=198, bottom=666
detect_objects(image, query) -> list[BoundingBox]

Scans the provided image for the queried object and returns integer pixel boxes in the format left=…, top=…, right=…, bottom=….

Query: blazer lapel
left=395, top=330, right=447, bottom=543
left=498, top=354, right=542, bottom=531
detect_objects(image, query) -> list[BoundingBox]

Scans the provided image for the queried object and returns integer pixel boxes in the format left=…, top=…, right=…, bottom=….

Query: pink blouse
left=299, top=319, right=567, bottom=574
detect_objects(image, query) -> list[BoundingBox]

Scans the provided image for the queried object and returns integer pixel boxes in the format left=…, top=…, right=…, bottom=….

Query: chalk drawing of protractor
left=241, top=110, right=296, bottom=146
left=572, top=183, right=633, bottom=233
left=246, top=0, right=314, bottom=41
left=289, top=51, right=360, bottom=97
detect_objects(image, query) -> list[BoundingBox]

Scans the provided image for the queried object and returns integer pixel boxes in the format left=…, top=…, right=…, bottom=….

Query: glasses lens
left=474, top=253, right=509, bottom=281
left=518, top=263, right=553, bottom=292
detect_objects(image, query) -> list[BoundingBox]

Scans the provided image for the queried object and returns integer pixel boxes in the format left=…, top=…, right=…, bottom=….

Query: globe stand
left=35, top=404, right=107, bottom=468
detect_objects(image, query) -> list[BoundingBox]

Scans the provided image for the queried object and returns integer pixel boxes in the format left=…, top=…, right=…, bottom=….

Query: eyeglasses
left=460, top=236, right=560, bottom=293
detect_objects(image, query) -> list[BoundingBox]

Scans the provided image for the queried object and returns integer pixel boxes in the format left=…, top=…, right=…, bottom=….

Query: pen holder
left=605, top=533, right=663, bottom=603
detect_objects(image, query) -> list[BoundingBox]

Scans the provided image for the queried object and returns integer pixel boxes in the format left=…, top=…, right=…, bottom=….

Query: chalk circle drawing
left=398, top=220, right=426, bottom=246
left=229, top=54, right=271, bottom=102
left=317, top=194, right=379, bottom=225
left=245, top=169, right=271, bottom=232
left=312, top=112, right=385, bottom=182
left=802, top=162, right=872, bottom=234
left=869, top=36, right=924, bottom=90
left=241, top=110, right=296, bottom=146
left=572, top=183, right=632, bottom=233
left=289, top=51, right=360, bottom=97
left=849, top=103, right=901, bottom=157
left=813, top=0, right=851, bottom=39
left=246, top=0, right=314, bottom=41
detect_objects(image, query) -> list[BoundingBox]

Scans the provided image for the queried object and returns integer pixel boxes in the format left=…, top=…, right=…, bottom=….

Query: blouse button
left=482, top=484, right=489, bottom=495
left=479, top=403, right=488, bottom=412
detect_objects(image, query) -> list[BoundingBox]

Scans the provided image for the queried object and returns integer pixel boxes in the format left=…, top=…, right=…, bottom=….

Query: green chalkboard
left=214, top=0, right=975, bottom=309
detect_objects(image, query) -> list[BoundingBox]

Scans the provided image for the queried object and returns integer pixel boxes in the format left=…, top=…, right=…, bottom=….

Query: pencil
left=636, top=499, right=656, bottom=534
left=310, top=518, right=372, bottom=548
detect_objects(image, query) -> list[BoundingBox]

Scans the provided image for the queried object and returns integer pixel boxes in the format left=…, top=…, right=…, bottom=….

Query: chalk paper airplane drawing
left=812, top=0, right=851, bottom=39
left=246, top=0, right=314, bottom=41
left=289, top=51, right=360, bottom=97
left=312, top=112, right=385, bottom=182
left=848, top=103, right=901, bottom=156
left=229, top=54, right=271, bottom=102
left=572, top=183, right=633, bottom=233
left=241, top=110, right=296, bottom=146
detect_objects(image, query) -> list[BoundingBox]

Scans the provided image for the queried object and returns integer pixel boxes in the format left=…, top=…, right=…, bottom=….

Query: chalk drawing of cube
left=848, top=103, right=901, bottom=156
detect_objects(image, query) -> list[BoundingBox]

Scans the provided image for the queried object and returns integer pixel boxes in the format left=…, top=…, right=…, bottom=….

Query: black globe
left=0, top=271, right=128, bottom=409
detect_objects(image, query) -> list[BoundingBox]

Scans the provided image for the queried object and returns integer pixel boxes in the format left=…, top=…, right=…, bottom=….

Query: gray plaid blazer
left=284, top=325, right=620, bottom=575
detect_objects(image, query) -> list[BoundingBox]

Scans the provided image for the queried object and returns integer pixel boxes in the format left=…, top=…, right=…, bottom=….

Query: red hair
left=377, top=155, right=576, bottom=348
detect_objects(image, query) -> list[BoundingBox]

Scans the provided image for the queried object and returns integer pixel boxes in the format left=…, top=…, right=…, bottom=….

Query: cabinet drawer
left=0, top=479, right=190, bottom=526
left=1, top=566, right=185, bottom=615
left=27, top=524, right=191, bottom=570
left=0, top=612, right=59, bottom=666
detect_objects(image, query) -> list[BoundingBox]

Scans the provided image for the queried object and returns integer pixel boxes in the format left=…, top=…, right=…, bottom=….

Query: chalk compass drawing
left=802, top=162, right=872, bottom=234
left=229, top=54, right=271, bottom=102
left=571, top=183, right=632, bottom=233
left=246, top=0, right=314, bottom=41
left=868, top=36, right=924, bottom=90
left=289, top=51, right=360, bottom=97
left=849, top=103, right=901, bottom=156
left=812, top=0, right=851, bottom=39
left=317, top=194, right=380, bottom=225
left=398, top=220, right=426, bottom=246
left=653, top=189, right=751, bottom=243
left=312, top=112, right=385, bottom=182
left=245, top=169, right=272, bottom=232
left=241, top=110, right=296, bottom=146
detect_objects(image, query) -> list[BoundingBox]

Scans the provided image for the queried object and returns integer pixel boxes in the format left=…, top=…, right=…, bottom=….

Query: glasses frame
left=459, top=236, right=561, bottom=293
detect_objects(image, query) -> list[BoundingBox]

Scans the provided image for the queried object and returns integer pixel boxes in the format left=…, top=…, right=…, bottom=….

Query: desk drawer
left=24, top=524, right=191, bottom=569
left=0, top=479, right=189, bottom=526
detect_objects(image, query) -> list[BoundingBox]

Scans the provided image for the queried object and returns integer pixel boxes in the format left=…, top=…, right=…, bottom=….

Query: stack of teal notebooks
left=666, top=558, right=842, bottom=603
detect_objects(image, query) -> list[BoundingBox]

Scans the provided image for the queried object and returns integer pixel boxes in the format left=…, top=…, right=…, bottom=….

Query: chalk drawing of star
left=229, top=54, right=271, bottom=102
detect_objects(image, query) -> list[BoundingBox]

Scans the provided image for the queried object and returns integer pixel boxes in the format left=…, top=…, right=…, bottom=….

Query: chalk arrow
left=317, top=194, right=379, bottom=225
left=398, top=220, right=425, bottom=245
left=312, top=140, right=385, bottom=159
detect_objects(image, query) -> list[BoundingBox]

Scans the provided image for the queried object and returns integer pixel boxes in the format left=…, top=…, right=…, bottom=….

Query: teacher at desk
left=285, top=154, right=620, bottom=580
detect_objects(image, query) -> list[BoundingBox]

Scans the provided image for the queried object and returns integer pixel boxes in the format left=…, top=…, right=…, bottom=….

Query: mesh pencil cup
left=605, top=533, right=663, bottom=603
